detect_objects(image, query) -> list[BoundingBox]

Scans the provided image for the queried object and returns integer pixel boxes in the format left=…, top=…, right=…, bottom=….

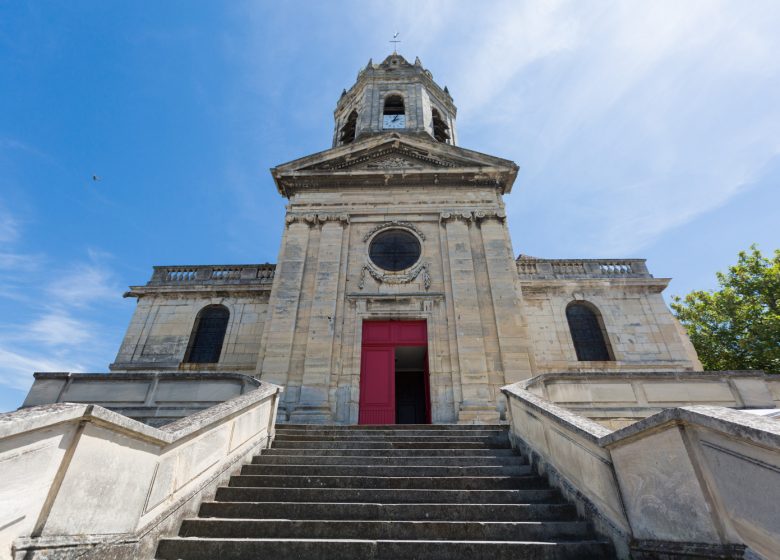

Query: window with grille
left=566, top=302, right=612, bottom=361
left=369, top=229, right=421, bottom=271
left=184, top=305, right=229, bottom=364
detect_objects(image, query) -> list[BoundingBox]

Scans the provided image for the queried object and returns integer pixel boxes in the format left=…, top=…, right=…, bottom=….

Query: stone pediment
left=271, top=134, right=520, bottom=197
left=300, top=145, right=461, bottom=172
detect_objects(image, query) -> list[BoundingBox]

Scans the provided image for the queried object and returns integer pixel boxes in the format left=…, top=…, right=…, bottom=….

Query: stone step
left=157, top=537, right=614, bottom=560
left=280, top=423, right=507, bottom=431
left=228, top=474, right=547, bottom=490
left=271, top=440, right=511, bottom=449
left=199, top=501, right=577, bottom=522
left=262, top=447, right=518, bottom=457
left=177, top=518, right=593, bottom=541
left=240, top=464, right=531, bottom=477
left=215, top=486, right=563, bottom=504
left=275, top=428, right=506, bottom=438
left=274, top=434, right=509, bottom=443
left=252, top=454, right=524, bottom=466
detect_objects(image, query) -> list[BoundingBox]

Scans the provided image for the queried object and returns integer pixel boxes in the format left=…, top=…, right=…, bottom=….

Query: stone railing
left=516, top=258, right=651, bottom=280
left=1, top=381, right=282, bottom=560
left=22, top=372, right=265, bottom=427
left=147, top=264, right=276, bottom=286
left=503, top=382, right=780, bottom=559
left=522, top=370, right=779, bottom=430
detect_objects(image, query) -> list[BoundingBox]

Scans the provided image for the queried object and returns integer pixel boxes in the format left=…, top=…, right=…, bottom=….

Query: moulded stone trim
left=362, top=220, right=425, bottom=242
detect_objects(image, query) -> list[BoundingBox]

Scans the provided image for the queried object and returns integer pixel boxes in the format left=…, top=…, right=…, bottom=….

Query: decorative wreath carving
left=359, top=262, right=431, bottom=291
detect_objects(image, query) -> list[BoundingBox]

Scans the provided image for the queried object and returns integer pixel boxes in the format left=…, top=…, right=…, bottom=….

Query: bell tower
left=333, top=54, right=458, bottom=147
left=261, top=53, right=532, bottom=425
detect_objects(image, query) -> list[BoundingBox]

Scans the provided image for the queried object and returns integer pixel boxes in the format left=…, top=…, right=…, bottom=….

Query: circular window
left=369, top=229, right=421, bottom=271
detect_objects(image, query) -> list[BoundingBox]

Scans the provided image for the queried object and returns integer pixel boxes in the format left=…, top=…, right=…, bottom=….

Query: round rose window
left=369, top=229, right=421, bottom=271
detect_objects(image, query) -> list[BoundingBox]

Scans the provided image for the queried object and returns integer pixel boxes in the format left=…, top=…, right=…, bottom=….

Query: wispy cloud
left=46, top=260, right=119, bottom=307
left=354, top=0, right=780, bottom=255
left=0, top=202, right=123, bottom=395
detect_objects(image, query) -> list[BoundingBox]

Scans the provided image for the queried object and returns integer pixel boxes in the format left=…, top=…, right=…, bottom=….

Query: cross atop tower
left=390, top=32, right=401, bottom=54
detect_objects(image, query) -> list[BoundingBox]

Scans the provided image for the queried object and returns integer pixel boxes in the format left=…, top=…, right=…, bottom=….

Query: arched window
left=431, top=108, right=450, bottom=143
left=566, top=302, right=613, bottom=361
left=340, top=110, right=358, bottom=144
left=382, top=94, right=405, bottom=129
left=184, top=305, right=229, bottom=364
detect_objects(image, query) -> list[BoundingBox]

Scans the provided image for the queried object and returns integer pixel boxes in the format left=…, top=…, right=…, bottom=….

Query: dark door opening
left=394, top=346, right=427, bottom=424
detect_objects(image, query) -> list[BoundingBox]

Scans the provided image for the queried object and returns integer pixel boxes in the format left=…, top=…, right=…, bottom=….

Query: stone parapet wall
left=522, top=370, right=778, bottom=429
left=1, top=382, right=282, bottom=560
left=503, top=381, right=780, bottom=559
left=22, top=371, right=263, bottom=427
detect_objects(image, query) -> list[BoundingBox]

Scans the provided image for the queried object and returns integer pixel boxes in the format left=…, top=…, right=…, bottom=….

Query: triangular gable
left=301, top=145, right=463, bottom=172
left=275, top=134, right=516, bottom=175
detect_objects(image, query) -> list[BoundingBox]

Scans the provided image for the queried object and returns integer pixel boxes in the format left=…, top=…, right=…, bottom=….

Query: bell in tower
left=333, top=54, right=457, bottom=146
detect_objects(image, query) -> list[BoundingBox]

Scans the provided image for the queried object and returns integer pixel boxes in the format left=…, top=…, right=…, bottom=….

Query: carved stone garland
left=359, top=261, right=431, bottom=291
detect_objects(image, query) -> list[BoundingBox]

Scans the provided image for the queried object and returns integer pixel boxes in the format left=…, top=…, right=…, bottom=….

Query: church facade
left=111, top=54, right=701, bottom=425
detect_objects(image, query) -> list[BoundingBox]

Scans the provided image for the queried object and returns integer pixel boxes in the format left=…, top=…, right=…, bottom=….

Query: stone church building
left=6, top=54, right=779, bottom=560
left=110, top=53, right=701, bottom=425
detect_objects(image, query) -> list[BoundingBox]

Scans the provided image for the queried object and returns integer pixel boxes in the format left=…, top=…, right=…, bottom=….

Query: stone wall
left=256, top=181, right=533, bottom=424
left=113, top=265, right=273, bottom=372
left=520, top=276, right=701, bottom=373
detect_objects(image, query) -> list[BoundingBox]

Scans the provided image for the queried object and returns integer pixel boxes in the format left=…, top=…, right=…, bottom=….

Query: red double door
left=358, top=320, right=430, bottom=425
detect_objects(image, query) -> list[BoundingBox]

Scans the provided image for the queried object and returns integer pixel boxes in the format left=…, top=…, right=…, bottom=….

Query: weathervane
left=390, top=32, right=400, bottom=54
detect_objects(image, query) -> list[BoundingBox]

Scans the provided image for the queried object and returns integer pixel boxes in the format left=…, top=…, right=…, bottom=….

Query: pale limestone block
left=611, top=427, right=721, bottom=543
left=730, top=378, right=776, bottom=408
left=644, top=382, right=735, bottom=404
left=42, top=423, right=159, bottom=535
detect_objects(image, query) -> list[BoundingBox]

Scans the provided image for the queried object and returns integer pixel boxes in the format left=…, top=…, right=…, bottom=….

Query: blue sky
left=1, top=1, right=778, bottom=411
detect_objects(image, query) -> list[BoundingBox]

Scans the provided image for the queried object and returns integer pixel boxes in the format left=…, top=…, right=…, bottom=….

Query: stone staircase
left=156, top=424, right=614, bottom=559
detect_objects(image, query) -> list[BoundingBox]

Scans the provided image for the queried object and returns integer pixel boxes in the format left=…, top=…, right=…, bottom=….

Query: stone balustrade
left=516, top=257, right=651, bottom=279
left=147, top=264, right=276, bottom=286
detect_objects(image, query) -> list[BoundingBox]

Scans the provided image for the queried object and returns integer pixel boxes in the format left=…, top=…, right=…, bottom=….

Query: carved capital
left=318, top=213, right=350, bottom=225
left=474, top=209, right=507, bottom=225
left=439, top=211, right=473, bottom=225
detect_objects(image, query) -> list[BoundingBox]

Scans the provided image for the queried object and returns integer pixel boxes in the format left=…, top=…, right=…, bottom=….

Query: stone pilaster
left=256, top=218, right=312, bottom=420
left=291, top=214, right=349, bottom=423
left=440, top=211, right=499, bottom=424
left=475, top=210, right=534, bottom=384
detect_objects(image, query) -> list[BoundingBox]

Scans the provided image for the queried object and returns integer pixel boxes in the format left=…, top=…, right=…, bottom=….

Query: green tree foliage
left=671, top=246, right=780, bottom=373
